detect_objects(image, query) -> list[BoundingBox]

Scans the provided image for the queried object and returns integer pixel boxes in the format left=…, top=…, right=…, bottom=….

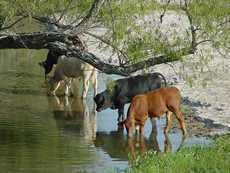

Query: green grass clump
left=126, top=134, right=230, bottom=173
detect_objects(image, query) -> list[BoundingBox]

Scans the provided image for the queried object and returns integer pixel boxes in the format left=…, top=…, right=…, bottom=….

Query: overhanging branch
left=34, top=0, right=105, bottom=34
left=0, top=32, right=192, bottom=76
left=48, top=42, right=189, bottom=76
left=0, top=32, right=69, bottom=49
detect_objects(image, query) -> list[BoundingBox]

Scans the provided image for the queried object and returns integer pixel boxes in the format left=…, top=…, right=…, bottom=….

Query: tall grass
left=126, top=135, right=230, bottom=173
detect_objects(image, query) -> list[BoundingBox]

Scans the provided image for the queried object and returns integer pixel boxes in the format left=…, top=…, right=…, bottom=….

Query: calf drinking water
left=124, top=87, right=187, bottom=138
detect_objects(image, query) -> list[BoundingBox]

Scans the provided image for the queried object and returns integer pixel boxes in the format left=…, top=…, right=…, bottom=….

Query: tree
left=0, top=0, right=229, bottom=76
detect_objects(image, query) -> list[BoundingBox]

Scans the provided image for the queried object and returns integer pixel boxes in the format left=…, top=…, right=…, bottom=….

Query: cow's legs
left=52, top=82, right=61, bottom=96
left=139, top=117, right=147, bottom=136
left=175, top=110, right=187, bottom=137
left=127, top=138, right=136, bottom=159
left=164, top=133, right=172, bottom=152
left=82, top=72, right=91, bottom=98
left=69, top=79, right=74, bottom=96
left=64, top=78, right=73, bottom=96
left=164, top=111, right=173, bottom=134
left=125, top=120, right=135, bottom=138
left=117, top=105, right=125, bottom=122
left=139, top=125, right=145, bottom=136
left=64, top=80, right=70, bottom=96
left=91, top=70, right=97, bottom=97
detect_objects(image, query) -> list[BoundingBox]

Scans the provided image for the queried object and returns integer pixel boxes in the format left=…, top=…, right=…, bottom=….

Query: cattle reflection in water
left=94, top=118, right=186, bottom=160
left=47, top=96, right=97, bottom=141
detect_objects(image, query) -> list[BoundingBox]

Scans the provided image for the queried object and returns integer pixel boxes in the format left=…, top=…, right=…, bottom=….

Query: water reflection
left=0, top=93, right=99, bottom=173
left=94, top=118, right=186, bottom=161
left=47, top=96, right=97, bottom=141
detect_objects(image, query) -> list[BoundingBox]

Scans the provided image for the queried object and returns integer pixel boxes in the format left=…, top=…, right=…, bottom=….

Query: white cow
left=47, top=55, right=97, bottom=98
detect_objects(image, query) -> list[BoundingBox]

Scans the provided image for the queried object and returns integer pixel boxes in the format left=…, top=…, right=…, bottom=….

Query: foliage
left=0, top=0, right=93, bottom=17
left=98, top=0, right=229, bottom=67
left=0, top=0, right=229, bottom=76
left=126, top=134, right=230, bottom=173
left=188, top=0, right=230, bottom=47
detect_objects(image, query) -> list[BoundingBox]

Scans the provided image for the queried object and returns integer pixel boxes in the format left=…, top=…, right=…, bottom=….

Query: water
left=0, top=47, right=212, bottom=173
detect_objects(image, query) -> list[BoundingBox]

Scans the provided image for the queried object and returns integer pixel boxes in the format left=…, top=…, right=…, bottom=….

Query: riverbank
left=125, top=134, right=230, bottom=173
left=142, top=43, right=230, bottom=135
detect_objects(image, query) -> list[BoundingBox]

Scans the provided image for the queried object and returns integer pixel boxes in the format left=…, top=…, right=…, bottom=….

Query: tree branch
left=195, top=39, right=212, bottom=46
left=72, top=0, right=105, bottom=33
left=33, top=16, right=71, bottom=30
left=0, top=16, right=28, bottom=31
left=48, top=41, right=188, bottom=76
left=182, top=0, right=197, bottom=53
left=0, top=31, right=193, bottom=76
left=0, top=32, right=71, bottom=49
left=52, top=0, right=73, bottom=25
left=33, top=0, right=105, bottom=34
left=160, top=0, right=171, bottom=23
left=84, top=31, right=128, bottom=61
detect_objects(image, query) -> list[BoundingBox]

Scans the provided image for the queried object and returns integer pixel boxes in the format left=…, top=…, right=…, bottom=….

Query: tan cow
left=47, top=55, right=97, bottom=98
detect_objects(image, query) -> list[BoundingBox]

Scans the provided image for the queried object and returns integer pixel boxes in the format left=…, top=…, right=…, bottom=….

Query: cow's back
left=56, top=56, right=93, bottom=78
left=115, top=73, right=163, bottom=100
left=147, top=87, right=181, bottom=116
left=162, top=87, right=181, bottom=108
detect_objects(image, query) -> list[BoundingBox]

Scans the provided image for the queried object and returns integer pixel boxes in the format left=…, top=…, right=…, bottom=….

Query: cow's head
left=94, top=90, right=113, bottom=112
left=38, top=61, right=53, bottom=79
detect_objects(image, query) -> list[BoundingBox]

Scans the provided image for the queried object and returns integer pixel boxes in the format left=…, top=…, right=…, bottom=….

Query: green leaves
left=0, top=0, right=93, bottom=19
left=189, top=0, right=230, bottom=33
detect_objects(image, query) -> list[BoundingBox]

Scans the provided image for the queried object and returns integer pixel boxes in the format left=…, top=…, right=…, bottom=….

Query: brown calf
left=124, top=87, right=187, bottom=138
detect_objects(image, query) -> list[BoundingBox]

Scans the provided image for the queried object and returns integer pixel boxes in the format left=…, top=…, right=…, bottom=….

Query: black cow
left=38, top=50, right=62, bottom=79
left=94, top=72, right=166, bottom=122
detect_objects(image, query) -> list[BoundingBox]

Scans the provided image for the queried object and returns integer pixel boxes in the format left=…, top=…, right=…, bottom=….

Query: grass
left=125, top=134, right=230, bottom=173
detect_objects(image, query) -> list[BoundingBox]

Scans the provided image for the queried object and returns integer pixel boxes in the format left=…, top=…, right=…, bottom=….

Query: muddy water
left=0, top=48, right=212, bottom=173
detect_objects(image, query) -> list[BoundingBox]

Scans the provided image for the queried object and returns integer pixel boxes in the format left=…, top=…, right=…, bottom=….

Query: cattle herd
left=39, top=51, right=187, bottom=138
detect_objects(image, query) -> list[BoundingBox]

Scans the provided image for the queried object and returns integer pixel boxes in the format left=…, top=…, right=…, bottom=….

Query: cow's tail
left=154, top=72, right=167, bottom=87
